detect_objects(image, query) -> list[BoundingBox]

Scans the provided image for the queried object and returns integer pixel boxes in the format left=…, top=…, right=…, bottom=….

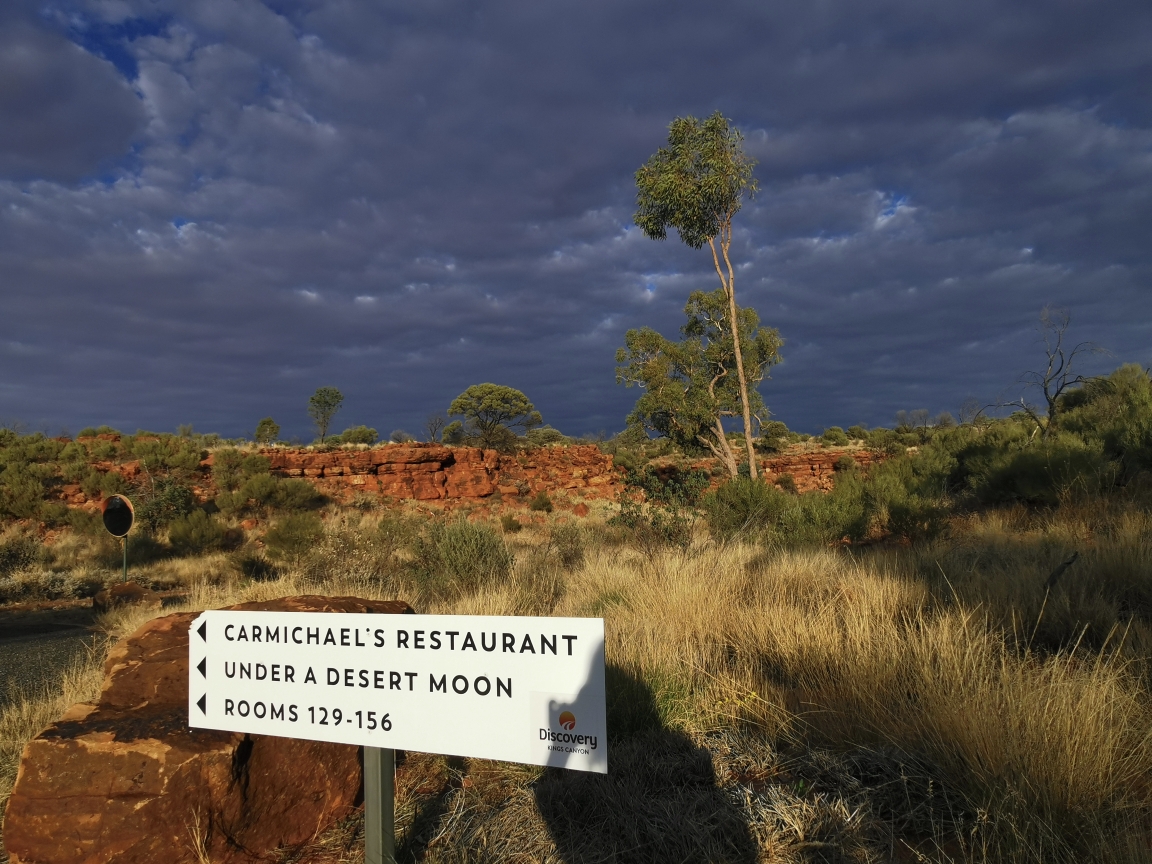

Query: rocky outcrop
left=3, top=595, right=413, bottom=864
left=260, top=443, right=620, bottom=502
left=761, top=449, right=881, bottom=493
left=53, top=443, right=877, bottom=515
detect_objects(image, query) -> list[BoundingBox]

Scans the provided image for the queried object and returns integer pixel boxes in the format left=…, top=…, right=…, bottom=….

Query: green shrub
left=337, top=425, right=378, bottom=445
left=0, top=463, right=47, bottom=519
left=1060, top=364, right=1152, bottom=480
left=38, top=502, right=69, bottom=525
left=0, top=535, right=39, bottom=576
left=60, top=458, right=88, bottom=483
left=212, top=448, right=246, bottom=491
left=168, top=510, right=225, bottom=555
left=609, top=496, right=692, bottom=552
left=274, top=478, right=324, bottom=511
left=529, top=490, right=554, bottom=512
left=99, top=471, right=129, bottom=497
left=758, top=420, right=790, bottom=453
left=623, top=465, right=710, bottom=507
left=701, top=478, right=789, bottom=540
left=776, top=476, right=869, bottom=545
left=441, top=421, right=466, bottom=445
left=264, top=513, right=325, bottom=565
left=835, top=454, right=857, bottom=472
left=214, top=489, right=245, bottom=517
left=611, top=448, right=641, bottom=473
left=67, top=508, right=103, bottom=535
left=548, top=523, right=585, bottom=570
left=774, top=473, right=797, bottom=494
left=241, top=453, right=270, bottom=476
left=136, top=478, right=195, bottom=533
left=760, top=420, right=789, bottom=439
left=866, top=428, right=906, bottom=456
left=88, top=439, right=118, bottom=460
left=526, top=425, right=569, bottom=447
left=59, top=441, right=87, bottom=462
left=377, top=514, right=422, bottom=553
left=78, top=469, right=103, bottom=498
left=500, top=513, right=523, bottom=533
left=216, top=473, right=322, bottom=516
left=822, top=426, right=850, bottom=446
left=241, top=473, right=279, bottom=509
left=126, top=435, right=202, bottom=476
left=964, top=434, right=1116, bottom=506
left=410, top=520, right=513, bottom=596
left=846, top=425, right=868, bottom=440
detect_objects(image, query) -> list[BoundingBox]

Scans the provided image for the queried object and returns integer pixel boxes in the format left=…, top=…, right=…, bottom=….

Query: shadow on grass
left=533, top=663, right=757, bottom=863
left=395, top=753, right=467, bottom=861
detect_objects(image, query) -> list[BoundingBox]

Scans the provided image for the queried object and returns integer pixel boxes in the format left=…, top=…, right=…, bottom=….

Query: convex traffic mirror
left=101, top=494, right=134, bottom=537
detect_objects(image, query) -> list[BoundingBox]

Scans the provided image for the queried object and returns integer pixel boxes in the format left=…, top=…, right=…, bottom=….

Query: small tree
left=635, top=111, right=761, bottom=477
left=307, top=387, right=343, bottom=443
left=617, top=289, right=781, bottom=476
left=448, top=384, right=542, bottom=450
left=254, top=417, right=280, bottom=444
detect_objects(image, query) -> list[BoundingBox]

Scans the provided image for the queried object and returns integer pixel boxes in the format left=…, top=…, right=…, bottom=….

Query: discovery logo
left=539, top=708, right=597, bottom=754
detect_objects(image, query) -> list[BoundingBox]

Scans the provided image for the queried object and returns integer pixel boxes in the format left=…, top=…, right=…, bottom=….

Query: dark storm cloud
left=1, top=0, right=1150, bottom=438
left=0, top=4, right=145, bottom=182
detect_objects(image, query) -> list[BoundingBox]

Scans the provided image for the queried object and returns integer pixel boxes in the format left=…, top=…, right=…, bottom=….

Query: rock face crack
left=231, top=735, right=254, bottom=799
left=3, top=595, right=413, bottom=864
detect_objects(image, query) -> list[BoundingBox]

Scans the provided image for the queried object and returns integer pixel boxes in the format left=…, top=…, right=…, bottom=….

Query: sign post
left=100, top=494, right=134, bottom=582
left=188, top=611, right=607, bottom=857
left=364, top=746, right=395, bottom=864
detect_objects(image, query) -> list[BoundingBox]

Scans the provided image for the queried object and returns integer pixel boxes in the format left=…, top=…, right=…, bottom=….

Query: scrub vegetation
left=3, top=362, right=1152, bottom=861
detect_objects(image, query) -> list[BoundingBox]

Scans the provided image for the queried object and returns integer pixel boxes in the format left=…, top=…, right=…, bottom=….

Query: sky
left=1, top=0, right=1150, bottom=441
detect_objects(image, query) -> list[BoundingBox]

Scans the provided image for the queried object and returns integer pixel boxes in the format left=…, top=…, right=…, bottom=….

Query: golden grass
left=3, top=504, right=1152, bottom=862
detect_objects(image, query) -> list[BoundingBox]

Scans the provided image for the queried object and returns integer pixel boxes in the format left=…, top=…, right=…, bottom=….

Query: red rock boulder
left=92, top=582, right=162, bottom=615
left=3, top=595, right=413, bottom=864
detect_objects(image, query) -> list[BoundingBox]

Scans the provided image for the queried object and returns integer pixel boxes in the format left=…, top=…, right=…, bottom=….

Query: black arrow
left=197, top=657, right=207, bottom=678
left=197, top=621, right=207, bottom=642
left=196, top=694, right=207, bottom=714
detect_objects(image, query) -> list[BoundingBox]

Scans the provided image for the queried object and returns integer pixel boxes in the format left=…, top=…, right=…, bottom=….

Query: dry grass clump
left=3, top=503, right=1152, bottom=862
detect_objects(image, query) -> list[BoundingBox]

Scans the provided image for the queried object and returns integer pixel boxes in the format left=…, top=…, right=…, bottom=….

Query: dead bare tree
left=958, top=397, right=987, bottom=426
left=425, top=414, right=446, bottom=443
left=1011, top=307, right=1107, bottom=439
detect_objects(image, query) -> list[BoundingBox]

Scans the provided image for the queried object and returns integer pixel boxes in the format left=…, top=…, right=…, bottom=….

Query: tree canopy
left=447, top=384, right=542, bottom=451
left=307, top=387, right=343, bottom=443
left=254, top=417, right=280, bottom=445
left=616, top=289, right=781, bottom=476
left=634, top=111, right=757, bottom=250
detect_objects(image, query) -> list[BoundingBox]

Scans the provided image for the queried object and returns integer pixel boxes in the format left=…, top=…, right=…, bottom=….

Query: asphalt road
left=0, top=629, right=105, bottom=710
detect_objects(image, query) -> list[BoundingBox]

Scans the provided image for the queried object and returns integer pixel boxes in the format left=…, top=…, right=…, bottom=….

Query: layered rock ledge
left=260, top=443, right=621, bottom=501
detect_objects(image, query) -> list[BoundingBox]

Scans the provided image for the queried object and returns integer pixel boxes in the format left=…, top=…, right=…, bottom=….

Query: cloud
left=0, top=0, right=1149, bottom=437
left=0, top=4, right=145, bottom=182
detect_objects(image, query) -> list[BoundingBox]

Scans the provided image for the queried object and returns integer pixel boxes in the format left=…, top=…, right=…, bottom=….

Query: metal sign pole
left=122, top=536, right=128, bottom=583
left=364, top=746, right=396, bottom=864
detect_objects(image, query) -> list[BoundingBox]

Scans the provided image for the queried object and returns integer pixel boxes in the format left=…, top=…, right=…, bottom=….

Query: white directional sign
left=188, top=611, right=607, bottom=773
